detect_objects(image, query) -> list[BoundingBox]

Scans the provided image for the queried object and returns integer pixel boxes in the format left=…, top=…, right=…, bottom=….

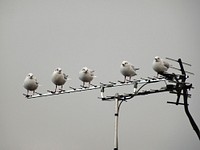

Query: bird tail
left=135, top=68, right=140, bottom=70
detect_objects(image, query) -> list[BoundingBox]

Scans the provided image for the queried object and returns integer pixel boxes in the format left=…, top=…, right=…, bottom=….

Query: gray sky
left=0, top=0, right=200, bottom=149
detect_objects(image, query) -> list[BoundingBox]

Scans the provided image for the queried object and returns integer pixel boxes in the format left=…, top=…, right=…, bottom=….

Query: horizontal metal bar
left=166, top=57, right=192, bottom=66
left=25, top=78, right=167, bottom=99
left=169, top=91, right=191, bottom=98
left=100, top=88, right=169, bottom=101
left=169, top=66, right=194, bottom=75
left=167, top=101, right=188, bottom=106
left=26, top=86, right=101, bottom=99
left=135, top=88, right=169, bottom=96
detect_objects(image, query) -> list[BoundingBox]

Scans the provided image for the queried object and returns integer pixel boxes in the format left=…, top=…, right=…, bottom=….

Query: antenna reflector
left=166, top=57, right=192, bottom=66
left=169, top=66, right=194, bottom=75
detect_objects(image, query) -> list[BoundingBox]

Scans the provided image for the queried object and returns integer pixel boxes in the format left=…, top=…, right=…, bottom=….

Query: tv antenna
left=24, top=58, right=199, bottom=150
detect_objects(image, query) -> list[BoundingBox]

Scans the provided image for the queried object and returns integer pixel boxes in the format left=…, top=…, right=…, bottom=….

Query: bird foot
left=119, top=80, right=132, bottom=83
left=35, top=92, right=42, bottom=95
left=23, top=94, right=32, bottom=98
left=126, top=79, right=133, bottom=83
left=80, top=85, right=88, bottom=88
left=118, top=80, right=126, bottom=84
left=58, top=89, right=65, bottom=93
left=47, top=90, right=56, bottom=94
left=90, top=83, right=98, bottom=87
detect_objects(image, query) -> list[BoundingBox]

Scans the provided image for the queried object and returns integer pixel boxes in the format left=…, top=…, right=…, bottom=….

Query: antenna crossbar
left=166, top=57, right=192, bottom=66
left=24, top=77, right=167, bottom=99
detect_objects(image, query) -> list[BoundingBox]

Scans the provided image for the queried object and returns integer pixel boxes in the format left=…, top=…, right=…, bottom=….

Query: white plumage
left=152, top=56, right=170, bottom=75
left=120, top=61, right=139, bottom=82
left=52, top=67, right=68, bottom=92
left=23, top=73, right=39, bottom=96
left=79, top=67, right=95, bottom=87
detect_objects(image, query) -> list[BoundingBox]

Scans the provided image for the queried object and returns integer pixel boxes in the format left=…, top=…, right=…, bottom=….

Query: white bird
left=120, top=61, right=139, bottom=82
left=51, top=67, right=68, bottom=92
left=23, top=73, right=39, bottom=96
left=79, top=67, right=95, bottom=87
left=152, top=56, right=170, bottom=75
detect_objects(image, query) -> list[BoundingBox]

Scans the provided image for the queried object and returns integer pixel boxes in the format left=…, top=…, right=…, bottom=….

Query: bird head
left=27, top=73, right=34, bottom=79
left=154, top=56, right=161, bottom=62
left=82, top=67, right=88, bottom=73
left=55, top=68, right=62, bottom=74
left=122, top=61, right=128, bottom=67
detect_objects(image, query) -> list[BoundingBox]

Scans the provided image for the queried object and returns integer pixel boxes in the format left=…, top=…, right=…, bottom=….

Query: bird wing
left=89, top=69, right=95, bottom=77
left=63, top=73, right=68, bottom=79
left=163, top=60, right=170, bottom=69
left=131, top=64, right=139, bottom=71
left=34, top=78, right=39, bottom=85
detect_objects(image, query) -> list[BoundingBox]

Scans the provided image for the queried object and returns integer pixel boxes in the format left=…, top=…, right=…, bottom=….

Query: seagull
left=152, top=56, right=170, bottom=76
left=23, top=73, right=39, bottom=96
left=120, top=61, right=139, bottom=82
left=79, top=67, right=95, bottom=87
left=51, top=68, right=68, bottom=92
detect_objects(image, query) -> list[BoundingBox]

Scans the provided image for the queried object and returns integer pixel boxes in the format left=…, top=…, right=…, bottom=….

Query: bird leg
left=33, top=90, right=36, bottom=95
left=124, top=76, right=126, bottom=83
left=24, top=90, right=32, bottom=98
left=26, top=90, right=30, bottom=98
left=88, top=82, right=91, bottom=87
left=59, top=85, right=65, bottom=92
left=54, top=85, right=58, bottom=93
left=82, top=82, right=85, bottom=88
left=26, top=90, right=29, bottom=96
left=61, top=85, right=63, bottom=91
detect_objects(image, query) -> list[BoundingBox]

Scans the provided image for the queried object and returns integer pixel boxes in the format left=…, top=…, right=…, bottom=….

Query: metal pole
left=178, top=58, right=200, bottom=140
left=114, top=93, right=119, bottom=150
left=183, top=87, right=200, bottom=140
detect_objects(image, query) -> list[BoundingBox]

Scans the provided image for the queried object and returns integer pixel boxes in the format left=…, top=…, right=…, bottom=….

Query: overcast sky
left=0, top=0, right=200, bottom=150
